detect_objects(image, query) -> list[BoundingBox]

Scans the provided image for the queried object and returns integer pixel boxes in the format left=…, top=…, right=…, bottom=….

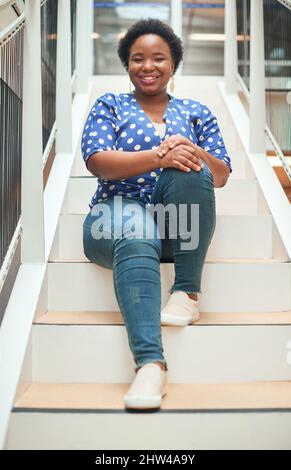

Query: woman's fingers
left=172, top=155, right=203, bottom=172
left=180, top=156, right=201, bottom=171
left=158, top=141, right=190, bottom=158
left=180, top=147, right=204, bottom=171
left=158, top=142, right=205, bottom=172
left=172, top=160, right=192, bottom=172
left=157, top=139, right=194, bottom=158
left=169, top=140, right=179, bottom=150
left=157, top=139, right=180, bottom=157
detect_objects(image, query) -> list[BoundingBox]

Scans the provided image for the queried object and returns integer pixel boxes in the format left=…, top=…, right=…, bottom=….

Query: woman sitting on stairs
left=81, top=18, right=232, bottom=411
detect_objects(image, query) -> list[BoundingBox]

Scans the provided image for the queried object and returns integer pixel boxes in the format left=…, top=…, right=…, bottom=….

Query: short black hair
left=117, top=18, right=184, bottom=75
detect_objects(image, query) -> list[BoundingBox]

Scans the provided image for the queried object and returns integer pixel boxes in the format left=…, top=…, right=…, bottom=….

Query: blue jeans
left=83, top=166, right=216, bottom=372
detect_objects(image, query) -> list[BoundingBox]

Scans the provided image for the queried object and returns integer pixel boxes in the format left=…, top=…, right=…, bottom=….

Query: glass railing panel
left=41, top=0, right=57, bottom=151
left=182, top=0, right=225, bottom=75
left=0, top=23, right=23, bottom=270
left=264, top=0, right=291, bottom=159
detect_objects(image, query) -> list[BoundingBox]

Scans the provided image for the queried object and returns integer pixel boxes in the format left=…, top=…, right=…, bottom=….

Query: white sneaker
left=161, top=290, right=200, bottom=326
left=124, top=362, right=168, bottom=410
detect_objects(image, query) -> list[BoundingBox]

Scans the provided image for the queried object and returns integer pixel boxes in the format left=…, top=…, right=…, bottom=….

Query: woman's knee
left=161, top=165, right=213, bottom=187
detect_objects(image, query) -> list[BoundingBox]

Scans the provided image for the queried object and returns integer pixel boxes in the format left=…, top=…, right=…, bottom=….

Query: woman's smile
left=137, top=76, right=160, bottom=86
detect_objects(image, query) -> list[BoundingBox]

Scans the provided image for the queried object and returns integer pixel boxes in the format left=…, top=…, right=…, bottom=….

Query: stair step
left=35, top=310, right=291, bottom=325
left=61, top=177, right=261, bottom=216
left=31, top=321, right=291, bottom=383
left=50, top=214, right=275, bottom=261
left=8, top=379, right=291, bottom=449
left=49, top=258, right=285, bottom=264
left=46, top=261, right=291, bottom=312
left=7, top=405, right=291, bottom=450
left=13, top=381, right=291, bottom=411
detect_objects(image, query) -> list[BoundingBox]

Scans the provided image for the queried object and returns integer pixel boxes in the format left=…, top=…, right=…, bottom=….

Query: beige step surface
left=35, top=310, right=291, bottom=325
left=14, top=382, right=291, bottom=411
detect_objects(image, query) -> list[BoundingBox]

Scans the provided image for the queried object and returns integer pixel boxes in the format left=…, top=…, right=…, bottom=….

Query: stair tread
left=35, top=310, right=291, bottom=325
left=14, top=382, right=291, bottom=411
left=48, top=258, right=286, bottom=264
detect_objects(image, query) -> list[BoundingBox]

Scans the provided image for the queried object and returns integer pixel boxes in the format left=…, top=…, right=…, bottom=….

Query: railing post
left=21, top=0, right=45, bottom=263
left=224, top=0, right=238, bottom=94
left=75, top=0, right=92, bottom=93
left=170, top=0, right=183, bottom=75
left=56, top=0, right=72, bottom=154
left=249, top=0, right=266, bottom=153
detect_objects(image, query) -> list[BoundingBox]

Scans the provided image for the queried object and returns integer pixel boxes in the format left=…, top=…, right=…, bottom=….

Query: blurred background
left=93, top=0, right=226, bottom=75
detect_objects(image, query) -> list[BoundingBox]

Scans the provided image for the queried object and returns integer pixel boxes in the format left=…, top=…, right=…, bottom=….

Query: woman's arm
left=195, top=147, right=230, bottom=187
left=87, top=149, right=162, bottom=180
left=87, top=143, right=202, bottom=180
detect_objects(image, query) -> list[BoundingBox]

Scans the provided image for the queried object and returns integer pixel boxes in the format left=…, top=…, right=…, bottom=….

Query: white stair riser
left=32, top=324, right=291, bottom=383
left=61, top=178, right=260, bottom=216
left=7, top=412, right=291, bottom=450
left=47, top=262, right=291, bottom=312
left=50, top=214, right=273, bottom=261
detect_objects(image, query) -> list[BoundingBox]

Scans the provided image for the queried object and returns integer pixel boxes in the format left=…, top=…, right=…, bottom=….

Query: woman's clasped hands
left=157, top=134, right=204, bottom=173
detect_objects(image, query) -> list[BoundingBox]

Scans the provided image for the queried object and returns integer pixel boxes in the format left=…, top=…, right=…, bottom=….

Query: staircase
left=5, top=77, right=291, bottom=450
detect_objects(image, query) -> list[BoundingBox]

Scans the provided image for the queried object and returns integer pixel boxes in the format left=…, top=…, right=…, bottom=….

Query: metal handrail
left=0, top=13, right=25, bottom=45
left=277, top=0, right=291, bottom=11
left=0, top=0, right=24, bottom=16
left=0, top=0, right=17, bottom=8
left=43, top=123, right=57, bottom=167
left=0, top=222, right=22, bottom=293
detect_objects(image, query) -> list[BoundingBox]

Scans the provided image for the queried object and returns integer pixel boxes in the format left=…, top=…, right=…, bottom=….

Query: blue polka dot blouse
left=81, top=91, right=232, bottom=209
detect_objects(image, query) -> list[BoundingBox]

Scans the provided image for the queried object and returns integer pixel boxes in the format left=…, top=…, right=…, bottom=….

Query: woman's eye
left=132, top=58, right=164, bottom=63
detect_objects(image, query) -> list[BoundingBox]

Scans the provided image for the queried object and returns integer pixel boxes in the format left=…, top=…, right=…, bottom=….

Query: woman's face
left=128, top=34, right=175, bottom=96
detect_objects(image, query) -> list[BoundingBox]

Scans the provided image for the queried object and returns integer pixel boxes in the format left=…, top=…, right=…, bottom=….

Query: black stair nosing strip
left=12, top=407, right=291, bottom=414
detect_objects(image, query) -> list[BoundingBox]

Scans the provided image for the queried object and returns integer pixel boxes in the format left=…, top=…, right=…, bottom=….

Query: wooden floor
left=14, top=382, right=291, bottom=411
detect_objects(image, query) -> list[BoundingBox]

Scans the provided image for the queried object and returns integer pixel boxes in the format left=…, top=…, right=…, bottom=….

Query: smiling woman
left=127, top=33, right=175, bottom=118
left=81, top=18, right=232, bottom=412
left=118, top=19, right=180, bottom=105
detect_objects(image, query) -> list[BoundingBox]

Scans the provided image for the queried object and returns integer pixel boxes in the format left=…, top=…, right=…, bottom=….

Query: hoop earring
left=169, top=76, right=175, bottom=93
left=129, top=79, right=133, bottom=93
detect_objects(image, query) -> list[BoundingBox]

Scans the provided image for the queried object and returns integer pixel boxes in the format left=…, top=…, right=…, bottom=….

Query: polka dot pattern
left=194, top=103, right=232, bottom=171
left=81, top=92, right=232, bottom=209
